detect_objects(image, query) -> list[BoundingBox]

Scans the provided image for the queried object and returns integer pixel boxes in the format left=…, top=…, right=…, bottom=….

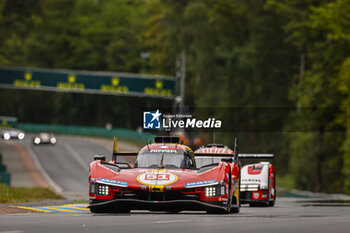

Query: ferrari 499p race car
left=88, top=136, right=240, bottom=214
left=238, top=154, right=276, bottom=207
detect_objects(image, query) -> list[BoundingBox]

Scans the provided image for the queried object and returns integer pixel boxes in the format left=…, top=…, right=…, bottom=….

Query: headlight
left=50, top=137, right=56, bottom=144
left=18, top=132, right=25, bottom=140
left=3, top=133, right=10, bottom=140
left=205, top=186, right=216, bottom=197
left=90, top=183, right=109, bottom=195
left=205, top=184, right=225, bottom=197
left=34, top=138, right=41, bottom=144
left=98, top=184, right=109, bottom=195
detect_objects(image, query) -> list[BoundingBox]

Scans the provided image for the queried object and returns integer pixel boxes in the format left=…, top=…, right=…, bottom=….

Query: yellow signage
left=100, top=77, right=129, bottom=93
left=13, top=71, right=40, bottom=88
left=57, top=75, right=85, bottom=90
left=144, top=80, right=172, bottom=96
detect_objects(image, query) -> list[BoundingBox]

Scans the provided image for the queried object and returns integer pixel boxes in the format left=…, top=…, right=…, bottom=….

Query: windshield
left=136, top=151, right=190, bottom=169
left=195, top=157, right=223, bottom=168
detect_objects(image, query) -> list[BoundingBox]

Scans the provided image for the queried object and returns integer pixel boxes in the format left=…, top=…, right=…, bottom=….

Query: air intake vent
left=154, top=136, right=180, bottom=143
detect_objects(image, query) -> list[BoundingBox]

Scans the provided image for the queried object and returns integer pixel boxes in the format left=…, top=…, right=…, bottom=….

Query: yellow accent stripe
left=113, top=137, right=118, bottom=153
left=12, top=204, right=90, bottom=213
left=12, top=206, right=52, bottom=213
left=61, top=206, right=88, bottom=211
left=64, top=204, right=88, bottom=207
left=62, top=204, right=88, bottom=208
left=46, top=207, right=76, bottom=212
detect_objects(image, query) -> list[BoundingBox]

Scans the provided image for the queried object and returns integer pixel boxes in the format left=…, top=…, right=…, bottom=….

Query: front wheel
left=231, top=195, right=240, bottom=213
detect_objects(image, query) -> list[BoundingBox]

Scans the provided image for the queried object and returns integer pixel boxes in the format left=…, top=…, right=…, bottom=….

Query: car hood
left=93, top=164, right=223, bottom=190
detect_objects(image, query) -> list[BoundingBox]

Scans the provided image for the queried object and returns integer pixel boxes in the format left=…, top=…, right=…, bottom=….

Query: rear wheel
left=269, top=176, right=276, bottom=207
left=269, top=189, right=276, bottom=207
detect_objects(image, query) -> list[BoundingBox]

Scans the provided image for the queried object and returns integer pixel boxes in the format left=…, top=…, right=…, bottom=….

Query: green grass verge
left=0, top=184, right=62, bottom=204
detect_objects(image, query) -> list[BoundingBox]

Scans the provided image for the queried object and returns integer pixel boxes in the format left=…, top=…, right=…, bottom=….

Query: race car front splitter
left=88, top=199, right=229, bottom=213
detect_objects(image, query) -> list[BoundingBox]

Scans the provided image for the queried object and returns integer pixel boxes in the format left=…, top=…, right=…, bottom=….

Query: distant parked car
left=32, top=132, right=57, bottom=145
left=0, top=128, right=25, bottom=140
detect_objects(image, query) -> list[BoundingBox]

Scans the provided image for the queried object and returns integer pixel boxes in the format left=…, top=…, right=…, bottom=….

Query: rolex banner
left=0, top=67, right=176, bottom=99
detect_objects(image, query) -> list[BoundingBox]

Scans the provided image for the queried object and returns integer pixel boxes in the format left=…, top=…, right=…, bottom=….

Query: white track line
left=27, top=147, right=63, bottom=193
left=64, top=143, right=88, bottom=170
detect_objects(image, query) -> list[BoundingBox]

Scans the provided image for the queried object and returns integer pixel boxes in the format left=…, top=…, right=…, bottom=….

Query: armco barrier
left=18, top=123, right=154, bottom=143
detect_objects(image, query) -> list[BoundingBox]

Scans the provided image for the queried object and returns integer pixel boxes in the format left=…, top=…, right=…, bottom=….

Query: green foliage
left=277, top=174, right=295, bottom=191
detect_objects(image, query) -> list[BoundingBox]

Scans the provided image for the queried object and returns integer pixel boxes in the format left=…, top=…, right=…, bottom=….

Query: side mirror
left=94, top=155, right=106, bottom=161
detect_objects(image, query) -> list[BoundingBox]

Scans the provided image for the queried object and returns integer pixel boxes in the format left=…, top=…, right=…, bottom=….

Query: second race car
left=239, top=154, right=276, bottom=207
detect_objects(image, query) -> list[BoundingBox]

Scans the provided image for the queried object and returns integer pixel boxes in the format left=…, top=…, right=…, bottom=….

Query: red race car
left=88, top=136, right=240, bottom=214
left=238, top=154, right=276, bottom=207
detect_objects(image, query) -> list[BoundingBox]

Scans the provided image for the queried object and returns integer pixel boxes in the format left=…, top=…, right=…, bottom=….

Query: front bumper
left=88, top=199, right=228, bottom=213
left=240, top=190, right=269, bottom=203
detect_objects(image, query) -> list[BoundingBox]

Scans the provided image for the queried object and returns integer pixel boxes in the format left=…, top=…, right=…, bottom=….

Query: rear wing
left=112, top=137, right=138, bottom=161
left=194, top=153, right=235, bottom=157
left=194, top=138, right=239, bottom=162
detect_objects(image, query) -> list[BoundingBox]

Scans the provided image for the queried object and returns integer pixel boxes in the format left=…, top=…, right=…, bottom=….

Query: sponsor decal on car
left=149, top=149, right=177, bottom=153
left=184, top=179, right=217, bottom=188
left=252, top=192, right=260, bottom=200
left=137, top=173, right=178, bottom=186
left=98, top=177, right=128, bottom=187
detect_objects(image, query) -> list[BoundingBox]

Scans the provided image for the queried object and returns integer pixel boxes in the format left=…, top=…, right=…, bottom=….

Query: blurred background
left=0, top=0, right=349, bottom=195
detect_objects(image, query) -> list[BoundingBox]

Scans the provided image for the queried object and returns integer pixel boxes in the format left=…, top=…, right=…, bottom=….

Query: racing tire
left=231, top=195, right=240, bottom=213
left=269, top=176, right=276, bottom=207
left=269, top=189, right=276, bottom=207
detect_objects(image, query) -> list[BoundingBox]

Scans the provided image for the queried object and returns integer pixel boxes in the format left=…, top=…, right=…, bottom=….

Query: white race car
left=32, top=132, right=57, bottom=145
left=239, top=154, right=276, bottom=207
left=0, top=128, right=25, bottom=140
